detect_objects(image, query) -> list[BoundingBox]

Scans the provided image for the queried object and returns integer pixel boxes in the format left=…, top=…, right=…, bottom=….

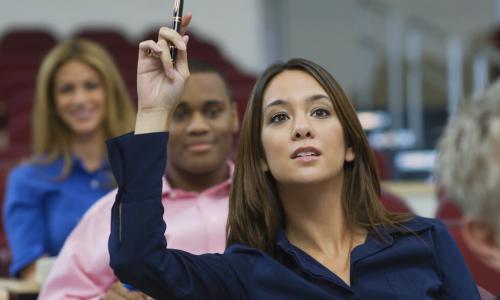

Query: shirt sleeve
left=106, top=132, right=252, bottom=299
left=3, top=165, right=47, bottom=277
left=432, top=219, right=480, bottom=299
left=38, top=191, right=118, bottom=300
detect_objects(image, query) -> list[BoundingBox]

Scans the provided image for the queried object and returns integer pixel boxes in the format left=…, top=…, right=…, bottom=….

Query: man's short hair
left=188, top=59, right=232, bottom=101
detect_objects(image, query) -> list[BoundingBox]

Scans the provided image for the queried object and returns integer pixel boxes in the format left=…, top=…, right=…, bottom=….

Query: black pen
left=170, top=0, right=184, bottom=62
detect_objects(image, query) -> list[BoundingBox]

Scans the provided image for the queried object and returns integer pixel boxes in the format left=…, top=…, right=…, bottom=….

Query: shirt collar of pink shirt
left=161, top=160, right=234, bottom=200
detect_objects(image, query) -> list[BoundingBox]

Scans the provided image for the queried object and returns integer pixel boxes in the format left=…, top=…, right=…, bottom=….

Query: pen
left=170, top=0, right=184, bottom=62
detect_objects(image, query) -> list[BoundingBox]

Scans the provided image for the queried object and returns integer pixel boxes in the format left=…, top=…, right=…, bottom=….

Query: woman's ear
left=345, top=147, right=355, bottom=162
left=259, top=158, right=269, bottom=172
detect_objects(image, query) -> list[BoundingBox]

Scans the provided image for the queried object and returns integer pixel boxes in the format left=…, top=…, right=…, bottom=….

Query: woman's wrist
left=134, top=108, right=171, bottom=134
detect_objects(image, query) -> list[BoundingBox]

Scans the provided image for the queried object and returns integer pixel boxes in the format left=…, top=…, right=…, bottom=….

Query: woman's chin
left=278, top=175, right=334, bottom=186
left=69, top=125, right=102, bottom=137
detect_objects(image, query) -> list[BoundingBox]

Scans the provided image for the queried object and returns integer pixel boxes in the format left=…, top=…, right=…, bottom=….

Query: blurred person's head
left=32, top=38, right=135, bottom=175
left=437, top=82, right=500, bottom=272
left=166, top=60, right=239, bottom=191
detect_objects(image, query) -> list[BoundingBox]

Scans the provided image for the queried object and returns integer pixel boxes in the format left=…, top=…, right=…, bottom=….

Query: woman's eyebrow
left=263, top=99, right=288, bottom=111
left=264, top=94, right=330, bottom=112
left=306, top=94, right=330, bottom=103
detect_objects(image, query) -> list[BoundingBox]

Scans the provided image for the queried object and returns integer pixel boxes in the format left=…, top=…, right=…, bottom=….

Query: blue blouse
left=3, top=155, right=114, bottom=276
left=107, top=132, right=480, bottom=300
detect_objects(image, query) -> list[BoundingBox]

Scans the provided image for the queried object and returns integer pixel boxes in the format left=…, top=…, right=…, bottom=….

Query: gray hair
left=436, top=81, right=500, bottom=236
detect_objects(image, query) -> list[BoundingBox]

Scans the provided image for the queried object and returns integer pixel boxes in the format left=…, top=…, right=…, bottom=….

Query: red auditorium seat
left=0, top=29, right=56, bottom=54
left=0, top=160, right=20, bottom=276
left=74, top=29, right=137, bottom=68
left=0, top=76, right=36, bottom=148
left=75, top=29, right=132, bottom=49
left=6, top=91, right=34, bottom=144
left=444, top=220, right=500, bottom=295
left=380, top=189, right=412, bottom=213
left=435, top=186, right=462, bottom=220
left=0, top=54, right=44, bottom=72
left=0, top=70, right=37, bottom=96
left=372, top=149, right=391, bottom=180
left=435, top=199, right=462, bottom=220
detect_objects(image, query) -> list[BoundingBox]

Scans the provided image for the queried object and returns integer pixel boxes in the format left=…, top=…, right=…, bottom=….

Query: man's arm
left=38, top=191, right=118, bottom=300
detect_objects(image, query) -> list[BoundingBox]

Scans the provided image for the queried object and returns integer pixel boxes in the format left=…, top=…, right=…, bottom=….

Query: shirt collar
left=375, top=216, right=434, bottom=236
left=351, top=218, right=434, bottom=263
left=71, top=155, right=110, bottom=174
left=276, top=216, right=433, bottom=267
left=275, top=230, right=351, bottom=288
left=162, top=160, right=234, bottom=199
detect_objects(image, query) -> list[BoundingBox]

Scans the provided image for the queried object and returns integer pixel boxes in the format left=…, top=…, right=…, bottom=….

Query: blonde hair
left=437, top=81, right=500, bottom=234
left=32, top=38, right=136, bottom=176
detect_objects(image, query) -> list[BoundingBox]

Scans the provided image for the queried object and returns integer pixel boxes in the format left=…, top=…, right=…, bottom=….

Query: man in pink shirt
left=38, top=60, right=240, bottom=300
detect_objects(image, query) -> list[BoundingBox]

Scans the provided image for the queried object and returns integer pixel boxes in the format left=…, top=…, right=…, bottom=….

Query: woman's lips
left=69, top=109, right=96, bottom=121
left=294, top=155, right=320, bottom=162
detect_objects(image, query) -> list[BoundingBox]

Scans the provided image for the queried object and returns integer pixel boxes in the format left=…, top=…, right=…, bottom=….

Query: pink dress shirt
left=38, top=162, right=233, bottom=300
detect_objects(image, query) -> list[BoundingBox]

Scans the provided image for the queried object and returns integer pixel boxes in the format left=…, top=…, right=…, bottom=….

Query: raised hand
left=134, top=13, right=192, bottom=134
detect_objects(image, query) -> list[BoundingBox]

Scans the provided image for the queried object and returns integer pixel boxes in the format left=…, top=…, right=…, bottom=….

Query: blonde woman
left=3, top=38, right=135, bottom=279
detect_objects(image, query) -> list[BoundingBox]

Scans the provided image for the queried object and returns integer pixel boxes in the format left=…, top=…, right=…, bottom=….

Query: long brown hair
left=227, top=58, right=410, bottom=255
left=32, top=38, right=136, bottom=177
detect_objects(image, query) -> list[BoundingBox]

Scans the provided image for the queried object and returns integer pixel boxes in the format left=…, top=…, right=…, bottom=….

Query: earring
left=345, top=149, right=355, bottom=162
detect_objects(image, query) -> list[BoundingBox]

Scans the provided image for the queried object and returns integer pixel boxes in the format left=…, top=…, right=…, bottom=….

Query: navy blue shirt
left=4, top=155, right=114, bottom=276
left=107, top=132, right=480, bottom=300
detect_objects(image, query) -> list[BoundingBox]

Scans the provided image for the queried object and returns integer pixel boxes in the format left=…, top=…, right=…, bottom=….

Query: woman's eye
left=311, top=108, right=330, bottom=118
left=58, top=84, right=74, bottom=94
left=270, top=113, right=289, bottom=124
left=84, top=81, right=100, bottom=90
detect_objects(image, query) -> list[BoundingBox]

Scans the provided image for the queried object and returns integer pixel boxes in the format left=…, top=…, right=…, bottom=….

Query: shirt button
left=90, top=179, right=99, bottom=189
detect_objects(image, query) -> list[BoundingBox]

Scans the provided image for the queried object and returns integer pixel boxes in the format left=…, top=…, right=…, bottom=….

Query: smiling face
left=53, top=59, right=106, bottom=137
left=167, top=72, right=239, bottom=175
left=260, top=70, right=354, bottom=185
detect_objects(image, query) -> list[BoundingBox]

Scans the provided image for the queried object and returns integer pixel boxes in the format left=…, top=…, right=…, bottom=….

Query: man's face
left=167, top=72, right=238, bottom=175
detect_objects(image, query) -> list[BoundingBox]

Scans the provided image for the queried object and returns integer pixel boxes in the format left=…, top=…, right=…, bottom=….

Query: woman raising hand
left=106, top=18, right=479, bottom=299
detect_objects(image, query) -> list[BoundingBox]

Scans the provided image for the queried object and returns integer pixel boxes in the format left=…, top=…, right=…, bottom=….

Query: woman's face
left=53, top=59, right=107, bottom=137
left=260, top=70, right=354, bottom=186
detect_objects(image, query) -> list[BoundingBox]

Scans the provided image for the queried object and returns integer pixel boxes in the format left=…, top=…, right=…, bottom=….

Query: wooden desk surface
left=382, top=180, right=435, bottom=196
left=0, top=289, right=8, bottom=300
left=382, top=181, right=437, bottom=217
left=0, top=278, right=39, bottom=293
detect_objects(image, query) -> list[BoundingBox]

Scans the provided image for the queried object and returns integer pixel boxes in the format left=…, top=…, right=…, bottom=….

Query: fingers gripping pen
left=170, top=0, right=184, bottom=63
